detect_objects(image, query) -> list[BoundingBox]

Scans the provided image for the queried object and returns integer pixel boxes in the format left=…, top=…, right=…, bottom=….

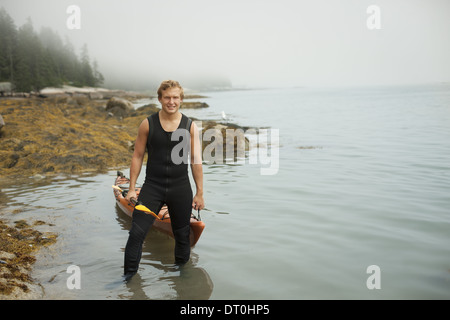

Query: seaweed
left=0, top=218, right=57, bottom=296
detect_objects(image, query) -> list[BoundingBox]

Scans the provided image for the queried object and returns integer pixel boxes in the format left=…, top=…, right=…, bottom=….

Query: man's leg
left=123, top=184, right=163, bottom=280
left=167, top=185, right=193, bottom=265
left=123, top=210, right=155, bottom=280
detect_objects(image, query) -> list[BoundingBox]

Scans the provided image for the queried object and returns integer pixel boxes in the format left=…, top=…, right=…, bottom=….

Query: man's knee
left=129, top=221, right=147, bottom=242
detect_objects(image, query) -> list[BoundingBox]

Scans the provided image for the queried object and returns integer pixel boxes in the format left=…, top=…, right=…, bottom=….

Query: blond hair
left=157, top=80, right=184, bottom=100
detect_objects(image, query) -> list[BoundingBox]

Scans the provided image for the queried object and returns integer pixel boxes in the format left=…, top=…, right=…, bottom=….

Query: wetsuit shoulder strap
left=184, top=114, right=192, bottom=132
left=147, top=112, right=156, bottom=142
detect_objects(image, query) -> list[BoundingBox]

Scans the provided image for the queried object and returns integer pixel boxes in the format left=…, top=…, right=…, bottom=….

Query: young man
left=123, top=80, right=204, bottom=280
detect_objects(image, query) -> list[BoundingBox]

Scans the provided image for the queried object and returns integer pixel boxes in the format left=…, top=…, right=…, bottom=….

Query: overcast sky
left=2, top=0, right=450, bottom=89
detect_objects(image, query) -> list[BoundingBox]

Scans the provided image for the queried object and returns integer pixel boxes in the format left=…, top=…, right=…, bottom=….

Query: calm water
left=1, top=84, right=449, bottom=299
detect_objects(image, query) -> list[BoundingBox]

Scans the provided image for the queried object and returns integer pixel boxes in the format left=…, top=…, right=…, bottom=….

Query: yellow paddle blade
left=112, top=185, right=123, bottom=192
left=135, top=205, right=160, bottom=219
left=135, top=204, right=150, bottom=212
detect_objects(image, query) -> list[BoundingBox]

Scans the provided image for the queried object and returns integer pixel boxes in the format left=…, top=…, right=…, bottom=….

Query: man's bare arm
left=126, top=119, right=149, bottom=201
left=190, top=122, right=204, bottom=210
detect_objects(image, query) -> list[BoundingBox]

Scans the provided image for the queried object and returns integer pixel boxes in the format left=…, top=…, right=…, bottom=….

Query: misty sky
left=2, top=0, right=450, bottom=89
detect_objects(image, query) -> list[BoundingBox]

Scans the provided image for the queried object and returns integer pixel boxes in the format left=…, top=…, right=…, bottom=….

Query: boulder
left=0, top=82, right=14, bottom=96
left=89, top=92, right=103, bottom=100
left=0, top=114, right=4, bottom=130
left=182, top=102, right=209, bottom=109
left=105, top=97, right=134, bottom=118
left=106, top=97, right=134, bottom=112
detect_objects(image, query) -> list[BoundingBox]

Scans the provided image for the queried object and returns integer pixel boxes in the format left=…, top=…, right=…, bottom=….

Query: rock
left=182, top=102, right=209, bottom=109
left=39, top=87, right=66, bottom=95
left=184, top=94, right=209, bottom=99
left=106, top=97, right=134, bottom=111
left=0, top=250, right=16, bottom=261
left=12, top=92, right=29, bottom=98
left=106, top=97, right=135, bottom=118
left=0, top=82, right=14, bottom=96
left=89, top=92, right=103, bottom=100
left=127, top=140, right=134, bottom=150
left=0, top=114, right=4, bottom=130
left=198, top=120, right=250, bottom=163
left=134, top=103, right=159, bottom=117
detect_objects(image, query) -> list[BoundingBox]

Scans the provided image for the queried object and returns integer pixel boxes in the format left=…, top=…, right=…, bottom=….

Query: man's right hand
left=126, top=190, right=137, bottom=203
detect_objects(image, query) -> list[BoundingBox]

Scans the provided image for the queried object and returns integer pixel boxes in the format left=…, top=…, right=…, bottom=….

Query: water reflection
left=115, top=205, right=214, bottom=300
left=122, top=263, right=214, bottom=300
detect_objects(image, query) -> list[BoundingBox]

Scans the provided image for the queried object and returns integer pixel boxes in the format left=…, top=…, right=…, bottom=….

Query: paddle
left=112, top=185, right=160, bottom=220
left=134, top=204, right=160, bottom=220
left=112, top=185, right=125, bottom=192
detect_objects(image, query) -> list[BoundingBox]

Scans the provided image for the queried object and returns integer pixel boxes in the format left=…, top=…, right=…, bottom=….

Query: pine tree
left=79, top=43, right=95, bottom=87
left=0, top=7, right=17, bottom=83
left=39, top=27, right=64, bottom=84
left=60, top=36, right=80, bottom=85
left=0, top=7, right=105, bottom=92
left=92, top=59, right=104, bottom=87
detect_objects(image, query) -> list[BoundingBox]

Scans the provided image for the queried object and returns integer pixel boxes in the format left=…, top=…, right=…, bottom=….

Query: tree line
left=0, top=7, right=104, bottom=93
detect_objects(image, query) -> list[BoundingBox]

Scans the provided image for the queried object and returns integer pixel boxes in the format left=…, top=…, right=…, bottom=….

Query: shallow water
left=1, top=84, right=449, bottom=299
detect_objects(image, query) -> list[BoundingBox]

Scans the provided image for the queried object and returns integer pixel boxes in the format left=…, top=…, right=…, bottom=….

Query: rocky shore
left=0, top=89, right=249, bottom=299
left=0, top=88, right=249, bottom=179
left=0, top=218, right=57, bottom=299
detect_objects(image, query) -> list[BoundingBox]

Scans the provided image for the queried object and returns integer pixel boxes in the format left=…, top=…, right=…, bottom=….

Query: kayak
left=113, top=171, right=205, bottom=247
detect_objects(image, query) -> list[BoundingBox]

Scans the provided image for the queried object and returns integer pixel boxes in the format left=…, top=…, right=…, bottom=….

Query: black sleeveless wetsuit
left=124, top=112, right=193, bottom=276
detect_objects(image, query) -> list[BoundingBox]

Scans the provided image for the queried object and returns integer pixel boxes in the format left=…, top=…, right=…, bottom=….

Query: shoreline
left=0, top=93, right=248, bottom=180
left=0, top=217, right=57, bottom=299
left=0, top=93, right=250, bottom=299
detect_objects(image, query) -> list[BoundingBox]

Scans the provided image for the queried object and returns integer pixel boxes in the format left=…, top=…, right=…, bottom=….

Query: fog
left=2, top=0, right=450, bottom=90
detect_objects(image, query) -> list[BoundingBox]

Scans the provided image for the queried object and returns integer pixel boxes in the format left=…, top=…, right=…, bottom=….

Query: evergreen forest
left=0, top=7, right=104, bottom=92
